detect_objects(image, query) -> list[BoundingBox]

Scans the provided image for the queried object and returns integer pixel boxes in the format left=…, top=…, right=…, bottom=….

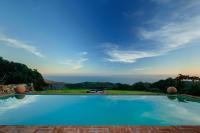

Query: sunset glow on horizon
left=1, top=0, right=200, bottom=83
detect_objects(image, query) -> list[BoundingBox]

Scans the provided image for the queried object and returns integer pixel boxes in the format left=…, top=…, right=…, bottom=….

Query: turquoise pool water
left=0, top=95, right=200, bottom=125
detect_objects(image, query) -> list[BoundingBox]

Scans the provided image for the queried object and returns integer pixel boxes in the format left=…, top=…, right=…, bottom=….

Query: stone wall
left=0, top=85, right=15, bottom=95
left=0, top=84, right=34, bottom=95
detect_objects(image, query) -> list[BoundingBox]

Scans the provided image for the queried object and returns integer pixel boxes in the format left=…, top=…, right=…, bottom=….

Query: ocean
left=43, top=75, right=174, bottom=84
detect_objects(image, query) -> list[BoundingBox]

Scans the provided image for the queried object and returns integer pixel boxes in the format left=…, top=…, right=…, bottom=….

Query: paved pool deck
left=0, top=126, right=200, bottom=133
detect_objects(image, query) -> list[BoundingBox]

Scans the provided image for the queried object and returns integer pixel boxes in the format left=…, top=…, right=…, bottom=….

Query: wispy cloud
left=62, top=58, right=88, bottom=70
left=0, top=34, right=44, bottom=58
left=140, top=15, right=200, bottom=51
left=61, top=52, right=88, bottom=70
left=131, top=67, right=149, bottom=72
left=106, top=49, right=159, bottom=63
left=103, top=42, right=161, bottom=63
left=105, top=0, right=200, bottom=63
left=80, top=51, right=88, bottom=55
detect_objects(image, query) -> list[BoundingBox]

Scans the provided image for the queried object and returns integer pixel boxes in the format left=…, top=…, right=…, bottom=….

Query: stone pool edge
left=1, top=93, right=200, bottom=99
left=0, top=125, right=200, bottom=133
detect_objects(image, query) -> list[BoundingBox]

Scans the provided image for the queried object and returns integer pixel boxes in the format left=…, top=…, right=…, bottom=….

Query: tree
left=132, top=82, right=151, bottom=91
left=0, top=57, right=46, bottom=90
left=152, top=78, right=176, bottom=92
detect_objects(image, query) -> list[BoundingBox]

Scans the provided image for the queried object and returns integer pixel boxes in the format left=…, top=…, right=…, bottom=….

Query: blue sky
left=1, top=0, right=200, bottom=82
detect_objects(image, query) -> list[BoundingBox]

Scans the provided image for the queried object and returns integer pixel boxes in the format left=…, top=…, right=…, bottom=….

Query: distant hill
left=65, top=82, right=115, bottom=89
left=48, top=79, right=200, bottom=96
left=0, top=57, right=46, bottom=90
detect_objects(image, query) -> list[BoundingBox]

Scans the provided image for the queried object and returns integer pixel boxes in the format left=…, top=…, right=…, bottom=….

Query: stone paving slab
left=0, top=126, right=200, bottom=133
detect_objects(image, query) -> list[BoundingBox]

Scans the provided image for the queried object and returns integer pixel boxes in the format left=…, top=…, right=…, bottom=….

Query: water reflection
left=0, top=95, right=200, bottom=125
left=0, top=94, right=38, bottom=117
left=141, top=95, right=200, bottom=124
left=15, top=94, right=26, bottom=100
left=0, top=94, right=15, bottom=100
left=0, top=94, right=26, bottom=100
left=167, top=95, right=177, bottom=100
left=167, top=95, right=200, bottom=103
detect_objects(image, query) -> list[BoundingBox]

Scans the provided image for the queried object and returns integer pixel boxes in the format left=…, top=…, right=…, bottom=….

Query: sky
left=0, top=0, right=200, bottom=83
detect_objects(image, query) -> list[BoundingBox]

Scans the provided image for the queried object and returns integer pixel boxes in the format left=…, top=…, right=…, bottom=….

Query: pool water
left=0, top=95, right=200, bottom=125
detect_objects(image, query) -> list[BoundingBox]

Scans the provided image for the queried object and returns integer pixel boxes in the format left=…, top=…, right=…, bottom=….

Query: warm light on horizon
left=1, top=0, right=200, bottom=83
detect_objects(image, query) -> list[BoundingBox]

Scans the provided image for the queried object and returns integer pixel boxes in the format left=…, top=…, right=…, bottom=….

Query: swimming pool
left=0, top=94, right=200, bottom=125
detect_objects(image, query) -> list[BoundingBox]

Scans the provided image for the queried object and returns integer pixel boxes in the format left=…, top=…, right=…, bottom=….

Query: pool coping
left=0, top=125, right=200, bottom=133
left=1, top=93, right=165, bottom=97
left=1, top=93, right=200, bottom=99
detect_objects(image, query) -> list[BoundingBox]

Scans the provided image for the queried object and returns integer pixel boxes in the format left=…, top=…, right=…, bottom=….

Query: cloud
left=103, top=42, right=161, bottom=63
left=140, top=16, right=200, bottom=51
left=131, top=68, right=148, bottom=71
left=0, top=34, right=44, bottom=58
left=106, top=49, right=159, bottom=63
left=105, top=0, right=200, bottom=64
left=61, top=52, right=88, bottom=70
left=81, top=51, right=88, bottom=55
left=140, top=0, right=200, bottom=55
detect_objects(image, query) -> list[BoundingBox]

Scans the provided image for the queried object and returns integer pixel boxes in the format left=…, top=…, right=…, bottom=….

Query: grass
left=34, top=89, right=88, bottom=94
left=105, top=90, right=160, bottom=95
left=34, top=88, right=161, bottom=95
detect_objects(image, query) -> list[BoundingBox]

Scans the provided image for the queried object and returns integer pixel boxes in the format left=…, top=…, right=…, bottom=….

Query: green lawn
left=34, top=88, right=161, bottom=95
left=105, top=90, right=160, bottom=94
left=34, top=89, right=88, bottom=94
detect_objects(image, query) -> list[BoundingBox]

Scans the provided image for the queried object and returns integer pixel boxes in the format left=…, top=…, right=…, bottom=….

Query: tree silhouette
left=0, top=57, right=46, bottom=90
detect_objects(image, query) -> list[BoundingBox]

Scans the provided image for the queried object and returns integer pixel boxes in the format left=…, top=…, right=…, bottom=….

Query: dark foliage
left=151, top=78, right=176, bottom=92
left=65, top=82, right=114, bottom=89
left=64, top=77, right=200, bottom=96
left=1, top=56, right=200, bottom=96
left=0, top=57, right=46, bottom=90
left=132, top=82, right=152, bottom=91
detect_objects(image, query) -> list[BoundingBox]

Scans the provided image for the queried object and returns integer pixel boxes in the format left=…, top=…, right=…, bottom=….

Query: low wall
left=0, top=84, right=34, bottom=95
left=0, top=85, right=15, bottom=95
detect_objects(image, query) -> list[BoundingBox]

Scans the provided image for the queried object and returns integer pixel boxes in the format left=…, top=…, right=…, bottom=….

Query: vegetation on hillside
left=64, top=76, right=200, bottom=96
left=1, top=57, right=200, bottom=96
left=0, top=57, right=46, bottom=90
left=34, top=89, right=160, bottom=95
